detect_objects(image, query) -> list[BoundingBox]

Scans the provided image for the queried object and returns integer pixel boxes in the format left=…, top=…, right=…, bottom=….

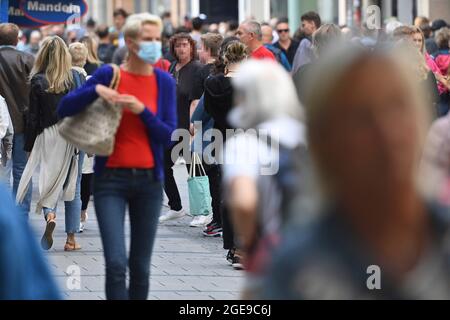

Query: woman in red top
left=58, top=13, right=177, bottom=300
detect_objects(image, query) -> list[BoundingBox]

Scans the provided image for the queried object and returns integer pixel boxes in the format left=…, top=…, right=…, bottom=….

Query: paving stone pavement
left=28, top=164, right=245, bottom=300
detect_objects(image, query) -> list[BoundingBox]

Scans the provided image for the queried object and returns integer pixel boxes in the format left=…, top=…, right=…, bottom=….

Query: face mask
left=137, top=41, right=162, bottom=65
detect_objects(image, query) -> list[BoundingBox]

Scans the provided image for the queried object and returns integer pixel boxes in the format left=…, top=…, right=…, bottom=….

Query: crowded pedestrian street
left=29, top=164, right=244, bottom=300
left=1, top=0, right=450, bottom=304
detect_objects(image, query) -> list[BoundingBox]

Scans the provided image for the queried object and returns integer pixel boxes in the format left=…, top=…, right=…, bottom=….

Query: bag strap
left=189, top=153, right=196, bottom=178
left=109, top=64, right=121, bottom=90
left=196, top=153, right=207, bottom=176
left=189, top=153, right=206, bottom=177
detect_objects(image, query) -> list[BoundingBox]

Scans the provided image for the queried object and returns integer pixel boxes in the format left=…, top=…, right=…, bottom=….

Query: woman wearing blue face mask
left=57, top=13, right=177, bottom=300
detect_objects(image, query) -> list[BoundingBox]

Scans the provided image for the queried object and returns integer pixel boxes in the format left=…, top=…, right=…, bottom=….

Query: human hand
left=95, top=85, right=119, bottom=104
left=115, top=94, right=146, bottom=115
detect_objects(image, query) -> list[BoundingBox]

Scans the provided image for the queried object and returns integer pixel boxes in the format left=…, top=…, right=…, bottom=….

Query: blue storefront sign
left=21, top=0, right=88, bottom=24
left=9, top=0, right=43, bottom=27
left=0, top=0, right=9, bottom=23
left=8, top=0, right=88, bottom=27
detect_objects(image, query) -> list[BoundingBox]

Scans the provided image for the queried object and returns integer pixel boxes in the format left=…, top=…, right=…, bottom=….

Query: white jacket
left=0, top=96, right=13, bottom=167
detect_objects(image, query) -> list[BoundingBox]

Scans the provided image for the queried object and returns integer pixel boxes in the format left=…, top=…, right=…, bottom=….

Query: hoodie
left=204, top=74, right=234, bottom=138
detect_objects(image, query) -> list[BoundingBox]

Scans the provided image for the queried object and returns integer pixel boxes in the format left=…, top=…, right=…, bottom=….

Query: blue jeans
left=7, top=134, right=32, bottom=217
left=93, top=168, right=163, bottom=300
left=43, top=152, right=84, bottom=234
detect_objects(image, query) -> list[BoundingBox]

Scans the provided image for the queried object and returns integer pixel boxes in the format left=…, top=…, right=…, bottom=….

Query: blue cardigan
left=58, top=65, right=177, bottom=182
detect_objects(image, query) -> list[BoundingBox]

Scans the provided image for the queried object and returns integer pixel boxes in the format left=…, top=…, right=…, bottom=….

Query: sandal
left=41, top=218, right=56, bottom=251
left=64, top=241, right=82, bottom=252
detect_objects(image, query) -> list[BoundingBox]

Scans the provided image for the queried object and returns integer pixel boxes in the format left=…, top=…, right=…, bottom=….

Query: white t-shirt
left=82, top=154, right=95, bottom=175
left=223, top=117, right=306, bottom=184
left=0, top=96, right=13, bottom=140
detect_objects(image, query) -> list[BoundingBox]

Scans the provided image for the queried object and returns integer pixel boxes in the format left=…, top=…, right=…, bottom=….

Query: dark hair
left=431, top=19, right=448, bottom=32
left=87, top=18, right=96, bottom=28
left=276, top=17, right=289, bottom=26
left=170, top=33, right=197, bottom=62
left=113, top=8, right=128, bottom=19
left=0, top=23, right=19, bottom=46
left=228, top=20, right=239, bottom=32
left=162, top=11, right=171, bottom=19
left=175, top=26, right=191, bottom=34
left=301, top=11, right=322, bottom=29
left=96, top=25, right=109, bottom=39
left=192, top=17, right=204, bottom=31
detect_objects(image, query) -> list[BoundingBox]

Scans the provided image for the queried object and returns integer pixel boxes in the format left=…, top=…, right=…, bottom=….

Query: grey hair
left=243, top=20, right=262, bottom=41
left=231, top=60, right=304, bottom=129
left=312, top=24, right=342, bottom=57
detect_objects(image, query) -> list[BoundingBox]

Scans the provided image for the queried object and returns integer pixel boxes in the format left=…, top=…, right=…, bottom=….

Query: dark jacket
left=0, top=47, right=35, bottom=134
left=204, top=74, right=234, bottom=138
left=58, top=65, right=178, bottom=182
left=25, top=71, right=85, bottom=152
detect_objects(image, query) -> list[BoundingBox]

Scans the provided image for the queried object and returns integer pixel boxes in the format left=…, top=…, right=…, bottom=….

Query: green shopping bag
left=188, top=153, right=213, bottom=217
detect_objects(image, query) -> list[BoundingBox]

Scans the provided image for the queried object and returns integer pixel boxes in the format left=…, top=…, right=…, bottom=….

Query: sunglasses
left=277, top=29, right=290, bottom=33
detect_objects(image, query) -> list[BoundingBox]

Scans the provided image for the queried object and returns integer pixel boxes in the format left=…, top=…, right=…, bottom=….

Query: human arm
left=57, top=65, right=115, bottom=118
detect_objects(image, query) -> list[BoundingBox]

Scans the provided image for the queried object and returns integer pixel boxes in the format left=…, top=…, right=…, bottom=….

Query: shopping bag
left=188, top=153, right=213, bottom=217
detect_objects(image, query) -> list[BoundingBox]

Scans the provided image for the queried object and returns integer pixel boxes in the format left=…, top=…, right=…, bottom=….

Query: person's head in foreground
left=261, top=44, right=450, bottom=300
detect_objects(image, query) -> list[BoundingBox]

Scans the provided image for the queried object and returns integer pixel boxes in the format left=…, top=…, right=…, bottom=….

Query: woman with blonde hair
left=17, top=36, right=84, bottom=251
left=411, top=26, right=449, bottom=95
left=80, top=36, right=102, bottom=75
left=394, top=26, right=441, bottom=116
left=58, top=13, right=177, bottom=300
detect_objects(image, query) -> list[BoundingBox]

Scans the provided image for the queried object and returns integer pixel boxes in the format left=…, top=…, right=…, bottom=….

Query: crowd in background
left=0, top=6, right=450, bottom=300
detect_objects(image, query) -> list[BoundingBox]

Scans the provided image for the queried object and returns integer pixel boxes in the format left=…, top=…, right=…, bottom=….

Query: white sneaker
left=79, top=222, right=85, bottom=233
left=190, top=214, right=213, bottom=228
left=159, top=209, right=186, bottom=223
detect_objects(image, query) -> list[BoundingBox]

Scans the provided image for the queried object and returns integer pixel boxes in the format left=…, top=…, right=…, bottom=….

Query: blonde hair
left=224, top=41, right=248, bottom=65
left=30, top=36, right=73, bottom=94
left=123, top=13, right=162, bottom=40
left=412, top=26, right=426, bottom=53
left=80, top=36, right=101, bottom=65
left=69, top=42, right=88, bottom=68
left=405, top=44, right=430, bottom=81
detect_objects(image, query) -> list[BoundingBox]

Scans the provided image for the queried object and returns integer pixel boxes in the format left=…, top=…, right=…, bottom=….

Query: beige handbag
left=59, top=64, right=122, bottom=156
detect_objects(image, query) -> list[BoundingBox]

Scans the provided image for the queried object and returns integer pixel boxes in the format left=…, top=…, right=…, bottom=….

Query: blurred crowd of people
left=0, top=7, right=450, bottom=300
